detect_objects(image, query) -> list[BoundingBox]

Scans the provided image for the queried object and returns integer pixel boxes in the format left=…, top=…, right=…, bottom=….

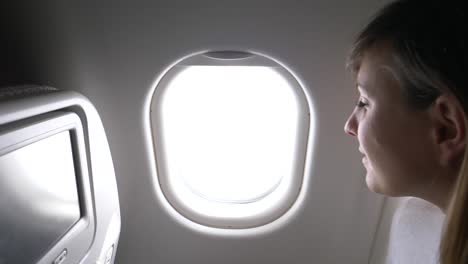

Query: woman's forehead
left=356, top=50, right=403, bottom=97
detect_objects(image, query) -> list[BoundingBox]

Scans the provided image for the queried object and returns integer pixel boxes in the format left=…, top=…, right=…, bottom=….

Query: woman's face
left=344, top=48, right=439, bottom=197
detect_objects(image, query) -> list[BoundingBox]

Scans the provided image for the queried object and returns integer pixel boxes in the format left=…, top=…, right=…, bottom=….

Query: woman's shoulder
left=386, top=197, right=445, bottom=264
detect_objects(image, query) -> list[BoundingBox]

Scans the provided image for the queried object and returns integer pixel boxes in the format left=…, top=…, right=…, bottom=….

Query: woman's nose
left=344, top=112, right=358, bottom=137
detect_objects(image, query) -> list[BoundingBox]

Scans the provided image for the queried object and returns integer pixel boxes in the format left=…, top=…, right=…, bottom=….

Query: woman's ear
left=430, top=94, right=467, bottom=167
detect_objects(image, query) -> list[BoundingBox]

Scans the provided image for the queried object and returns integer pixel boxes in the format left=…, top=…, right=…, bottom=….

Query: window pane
left=160, top=66, right=300, bottom=203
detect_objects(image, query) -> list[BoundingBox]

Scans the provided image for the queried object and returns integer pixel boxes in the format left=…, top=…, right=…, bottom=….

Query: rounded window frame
left=149, top=51, right=314, bottom=229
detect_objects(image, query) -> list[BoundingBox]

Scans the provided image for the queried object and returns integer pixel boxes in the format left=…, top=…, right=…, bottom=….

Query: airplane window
left=150, top=52, right=313, bottom=229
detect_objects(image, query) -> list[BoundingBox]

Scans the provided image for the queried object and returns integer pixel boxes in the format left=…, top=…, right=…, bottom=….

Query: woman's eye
left=356, top=99, right=368, bottom=108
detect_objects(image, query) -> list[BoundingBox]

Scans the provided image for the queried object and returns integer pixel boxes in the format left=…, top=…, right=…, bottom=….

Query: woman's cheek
left=357, top=120, right=370, bottom=151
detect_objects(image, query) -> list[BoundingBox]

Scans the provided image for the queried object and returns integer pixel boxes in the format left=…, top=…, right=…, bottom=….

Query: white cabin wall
left=2, top=1, right=394, bottom=263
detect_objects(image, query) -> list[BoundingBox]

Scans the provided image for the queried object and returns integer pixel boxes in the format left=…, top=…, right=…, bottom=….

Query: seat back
left=0, top=85, right=121, bottom=264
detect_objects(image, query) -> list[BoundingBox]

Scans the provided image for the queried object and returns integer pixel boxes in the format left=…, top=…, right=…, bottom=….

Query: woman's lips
left=358, top=147, right=368, bottom=167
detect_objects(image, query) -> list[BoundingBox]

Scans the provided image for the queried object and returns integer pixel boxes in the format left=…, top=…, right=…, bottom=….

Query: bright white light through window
left=161, top=66, right=299, bottom=204
left=150, top=52, right=313, bottom=229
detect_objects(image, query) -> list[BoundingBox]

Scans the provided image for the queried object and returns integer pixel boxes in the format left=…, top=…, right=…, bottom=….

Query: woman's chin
left=365, top=172, right=384, bottom=194
left=365, top=174, right=403, bottom=197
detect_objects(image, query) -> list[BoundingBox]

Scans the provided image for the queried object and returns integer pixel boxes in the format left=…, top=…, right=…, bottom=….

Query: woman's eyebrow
left=356, top=82, right=368, bottom=94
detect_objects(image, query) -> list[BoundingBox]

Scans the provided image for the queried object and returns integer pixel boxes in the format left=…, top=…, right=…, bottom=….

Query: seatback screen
left=0, top=131, right=81, bottom=264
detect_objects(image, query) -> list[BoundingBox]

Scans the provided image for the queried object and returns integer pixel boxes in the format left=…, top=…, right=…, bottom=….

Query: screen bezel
left=0, top=111, right=95, bottom=264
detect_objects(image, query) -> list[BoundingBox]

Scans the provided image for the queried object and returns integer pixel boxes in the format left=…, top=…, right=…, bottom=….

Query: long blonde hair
left=440, top=128, right=468, bottom=263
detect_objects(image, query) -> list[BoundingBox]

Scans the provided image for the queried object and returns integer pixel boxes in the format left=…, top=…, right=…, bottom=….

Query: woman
left=343, top=0, right=467, bottom=262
